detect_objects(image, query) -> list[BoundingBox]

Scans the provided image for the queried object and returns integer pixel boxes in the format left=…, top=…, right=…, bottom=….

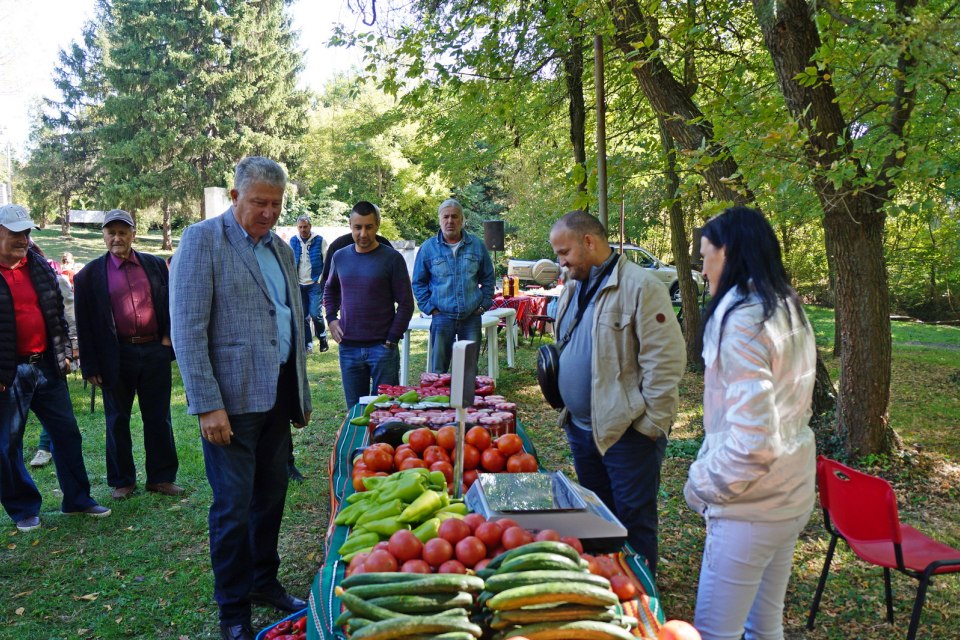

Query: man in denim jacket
left=412, top=199, right=495, bottom=373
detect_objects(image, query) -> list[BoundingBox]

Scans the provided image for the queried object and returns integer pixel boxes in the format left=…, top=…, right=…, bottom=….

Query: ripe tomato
left=438, top=559, right=467, bottom=574
left=421, top=538, right=454, bottom=566
left=364, top=549, right=398, bottom=572
left=463, top=469, right=479, bottom=487
left=487, top=544, right=507, bottom=558
left=658, top=620, right=701, bottom=640
left=609, top=575, right=637, bottom=601
left=515, top=453, right=538, bottom=472
left=561, top=536, right=584, bottom=554
left=400, top=559, right=431, bottom=574
left=352, top=470, right=375, bottom=492
left=596, top=556, right=621, bottom=578
left=506, top=454, right=524, bottom=473
left=462, top=444, right=480, bottom=470
left=474, top=521, right=503, bottom=548
left=369, top=442, right=395, bottom=457
left=423, top=445, right=451, bottom=467
left=394, top=448, right=420, bottom=465
left=581, top=553, right=601, bottom=575
left=399, top=458, right=429, bottom=471
left=462, top=513, right=486, bottom=533
left=474, top=557, right=491, bottom=572
left=395, top=443, right=412, bottom=454
left=435, top=426, right=457, bottom=451
left=501, top=526, right=533, bottom=550
left=438, top=518, right=471, bottom=545
left=408, top=428, right=436, bottom=454
left=352, top=460, right=370, bottom=474
left=363, top=447, right=393, bottom=472
left=497, top=518, right=520, bottom=531
left=348, top=552, right=370, bottom=571
left=455, top=536, right=487, bottom=568
left=480, top=448, right=506, bottom=473
left=465, top=426, right=492, bottom=451
left=388, top=529, right=423, bottom=562
left=496, top=433, right=523, bottom=456
left=373, top=541, right=391, bottom=553
left=429, top=461, right=454, bottom=484
left=534, top=529, right=561, bottom=542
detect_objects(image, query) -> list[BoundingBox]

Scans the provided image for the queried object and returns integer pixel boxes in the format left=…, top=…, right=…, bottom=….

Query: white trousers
left=693, top=511, right=811, bottom=640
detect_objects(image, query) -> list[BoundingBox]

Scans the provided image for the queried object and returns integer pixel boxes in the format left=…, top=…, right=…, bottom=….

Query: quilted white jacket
left=684, top=288, right=817, bottom=522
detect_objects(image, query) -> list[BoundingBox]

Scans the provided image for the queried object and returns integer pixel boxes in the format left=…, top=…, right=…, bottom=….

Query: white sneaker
left=305, top=343, right=313, bottom=355
left=30, top=450, right=52, bottom=467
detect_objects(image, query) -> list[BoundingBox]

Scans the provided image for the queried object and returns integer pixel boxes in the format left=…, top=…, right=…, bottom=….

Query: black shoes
left=248, top=590, right=307, bottom=614
left=288, top=465, right=304, bottom=483
left=318, top=336, right=329, bottom=352
left=219, top=623, right=255, bottom=640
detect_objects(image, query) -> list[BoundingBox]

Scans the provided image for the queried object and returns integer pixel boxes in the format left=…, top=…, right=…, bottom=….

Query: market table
left=302, top=405, right=665, bottom=640
left=400, top=313, right=503, bottom=385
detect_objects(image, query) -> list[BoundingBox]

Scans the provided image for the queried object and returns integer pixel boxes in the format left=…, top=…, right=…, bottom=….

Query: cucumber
left=349, top=614, right=483, bottom=639
left=497, top=552, right=584, bottom=574
left=394, top=634, right=474, bottom=640
left=487, top=583, right=620, bottom=611
left=490, top=605, right=618, bottom=629
left=339, top=591, right=409, bottom=621
left=346, top=574, right=485, bottom=598
left=346, top=617, right=373, bottom=632
left=501, top=620, right=637, bottom=639
left=367, top=592, right=474, bottom=613
left=341, top=572, right=437, bottom=588
left=498, top=541, right=582, bottom=566
left=334, top=609, right=353, bottom=627
left=476, top=568, right=497, bottom=580
left=486, top=570, right=611, bottom=593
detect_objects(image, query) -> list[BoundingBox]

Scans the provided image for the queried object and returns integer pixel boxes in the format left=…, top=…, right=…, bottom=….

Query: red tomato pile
left=345, top=516, right=586, bottom=576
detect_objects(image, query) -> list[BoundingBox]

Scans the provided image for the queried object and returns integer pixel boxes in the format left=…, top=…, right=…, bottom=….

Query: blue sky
left=0, top=0, right=362, bottom=154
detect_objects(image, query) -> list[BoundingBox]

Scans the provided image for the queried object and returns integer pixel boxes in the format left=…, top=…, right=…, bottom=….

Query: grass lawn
left=2, top=308, right=959, bottom=639
left=30, top=228, right=178, bottom=265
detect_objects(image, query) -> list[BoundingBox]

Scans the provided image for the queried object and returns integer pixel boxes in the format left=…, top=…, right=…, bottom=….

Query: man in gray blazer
left=170, top=157, right=312, bottom=640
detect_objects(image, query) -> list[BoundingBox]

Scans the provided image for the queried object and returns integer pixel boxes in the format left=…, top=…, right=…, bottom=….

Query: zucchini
left=498, top=541, right=582, bottom=566
left=340, top=572, right=436, bottom=589
left=487, top=583, right=619, bottom=611
left=501, top=620, right=636, bottom=639
left=339, top=591, right=409, bottom=621
left=346, top=574, right=485, bottom=598
left=490, top=605, right=618, bottom=629
left=497, top=552, right=584, bottom=574
left=349, top=615, right=483, bottom=639
left=367, top=592, right=474, bottom=613
left=486, top=570, right=611, bottom=593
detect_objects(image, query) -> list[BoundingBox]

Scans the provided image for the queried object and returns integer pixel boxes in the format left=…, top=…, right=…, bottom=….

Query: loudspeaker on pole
left=484, top=220, right=505, bottom=252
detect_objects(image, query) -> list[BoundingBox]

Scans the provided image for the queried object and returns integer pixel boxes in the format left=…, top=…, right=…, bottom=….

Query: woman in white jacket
left=685, top=206, right=817, bottom=640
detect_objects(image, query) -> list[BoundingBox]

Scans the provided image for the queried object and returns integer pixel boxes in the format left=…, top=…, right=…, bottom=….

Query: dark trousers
left=428, top=312, right=483, bottom=374
left=103, top=341, right=178, bottom=488
left=299, top=283, right=325, bottom=346
left=202, top=366, right=296, bottom=625
left=565, top=422, right=667, bottom=577
left=0, top=357, right=96, bottom=522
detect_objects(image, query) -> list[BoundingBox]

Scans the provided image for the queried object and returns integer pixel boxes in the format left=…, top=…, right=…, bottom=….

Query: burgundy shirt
left=106, top=252, right=158, bottom=338
left=1, top=257, right=48, bottom=356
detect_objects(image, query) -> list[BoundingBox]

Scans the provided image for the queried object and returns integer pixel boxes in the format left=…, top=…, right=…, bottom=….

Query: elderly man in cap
left=74, top=209, right=181, bottom=500
left=0, top=204, right=111, bottom=532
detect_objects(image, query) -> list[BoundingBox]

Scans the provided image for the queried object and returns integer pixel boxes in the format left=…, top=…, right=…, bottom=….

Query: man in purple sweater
left=324, top=201, right=414, bottom=408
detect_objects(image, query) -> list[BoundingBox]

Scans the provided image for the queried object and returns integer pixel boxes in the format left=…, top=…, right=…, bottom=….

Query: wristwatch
left=384, top=340, right=395, bottom=349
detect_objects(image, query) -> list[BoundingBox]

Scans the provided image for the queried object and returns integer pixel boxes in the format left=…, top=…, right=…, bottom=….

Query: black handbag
left=536, top=255, right=618, bottom=410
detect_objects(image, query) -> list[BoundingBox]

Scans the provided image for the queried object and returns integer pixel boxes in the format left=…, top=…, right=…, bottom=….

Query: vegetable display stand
left=255, top=608, right=308, bottom=640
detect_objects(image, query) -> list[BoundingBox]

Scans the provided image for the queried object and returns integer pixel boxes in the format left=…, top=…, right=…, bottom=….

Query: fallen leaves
left=73, top=592, right=99, bottom=601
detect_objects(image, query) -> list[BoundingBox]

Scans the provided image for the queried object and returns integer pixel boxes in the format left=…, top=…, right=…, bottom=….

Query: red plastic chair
left=808, top=456, right=960, bottom=640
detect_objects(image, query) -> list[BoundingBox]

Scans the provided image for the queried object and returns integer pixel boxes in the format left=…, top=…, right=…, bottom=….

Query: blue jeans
left=0, top=356, right=96, bottom=522
left=299, top=283, right=325, bottom=346
left=564, top=422, right=667, bottom=577
left=202, top=365, right=296, bottom=625
left=103, top=341, right=178, bottom=488
left=429, top=312, right=483, bottom=374
left=339, top=343, right=399, bottom=409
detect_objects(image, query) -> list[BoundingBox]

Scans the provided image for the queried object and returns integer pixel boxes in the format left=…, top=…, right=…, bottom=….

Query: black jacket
left=0, top=249, right=71, bottom=388
left=74, top=250, right=172, bottom=390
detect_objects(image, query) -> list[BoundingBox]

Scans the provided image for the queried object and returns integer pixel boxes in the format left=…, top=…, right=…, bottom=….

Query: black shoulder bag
left=536, top=255, right=618, bottom=409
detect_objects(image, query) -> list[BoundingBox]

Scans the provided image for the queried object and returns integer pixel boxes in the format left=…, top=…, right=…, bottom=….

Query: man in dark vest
left=74, top=209, right=182, bottom=500
left=0, top=204, right=111, bottom=531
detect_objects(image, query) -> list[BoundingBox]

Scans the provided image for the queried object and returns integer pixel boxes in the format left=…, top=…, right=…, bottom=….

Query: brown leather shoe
left=145, top=482, right=185, bottom=496
left=111, top=485, right=136, bottom=500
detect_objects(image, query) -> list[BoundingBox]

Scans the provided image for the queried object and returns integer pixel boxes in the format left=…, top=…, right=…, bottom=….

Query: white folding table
left=483, top=307, right=516, bottom=369
left=400, top=313, right=503, bottom=386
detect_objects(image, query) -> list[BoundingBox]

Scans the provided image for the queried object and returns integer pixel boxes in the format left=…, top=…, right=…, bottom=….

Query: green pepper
left=438, top=492, right=451, bottom=508
left=412, top=517, right=441, bottom=543
left=397, top=490, right=443, bottom=523
left=398, top=390, right=419, bottom=403
left=338, top=531, right=379, bottom=556
left=436, top=511, right=464, bottom=521
left=363, top=395, right=391, bottom=417
left=428, top=470, right=447, bottom=487
left=346, top=490, right=379, bottom=504
left=378, top=473, right=427, bottom=503
left=333, top=502, right=367, bottom=525
left=361, top=476, right=391, bottom=491
left=356, top=499, right=403, bottom=526
left=349, top=416, right=369, bottom=426
left=437, top=502, right=468, bottom=516
left=363, top=517, right=411, bottom=536
left=341, top=545, right=375, bottom=563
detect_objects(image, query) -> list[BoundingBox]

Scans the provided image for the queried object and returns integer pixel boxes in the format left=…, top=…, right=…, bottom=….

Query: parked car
left=613, top=243, right=706, bottom=300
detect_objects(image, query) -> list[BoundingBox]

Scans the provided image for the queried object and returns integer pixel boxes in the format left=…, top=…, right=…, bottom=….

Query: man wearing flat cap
left=0, top=204, right=111, bottom=532
left=74, top=209, right=182, bottom=500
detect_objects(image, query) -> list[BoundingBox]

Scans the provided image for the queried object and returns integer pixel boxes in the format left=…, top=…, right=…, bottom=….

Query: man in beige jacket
left=550, top=211, right=685, bottom=577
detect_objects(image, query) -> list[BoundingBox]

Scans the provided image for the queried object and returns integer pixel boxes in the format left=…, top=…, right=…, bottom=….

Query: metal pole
left=620, top=186, right=625, bottom=254
left=595, top=35, right=608, bottom=231
left=453, top=406, right=466, bottom=500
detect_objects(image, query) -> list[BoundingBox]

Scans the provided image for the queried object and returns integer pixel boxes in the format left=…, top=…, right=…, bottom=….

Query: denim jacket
left=412, top=230, right=495, bottom=320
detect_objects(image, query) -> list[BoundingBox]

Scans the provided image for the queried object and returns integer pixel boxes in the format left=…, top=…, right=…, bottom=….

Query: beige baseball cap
left=0, top=204, right=40, bottom=233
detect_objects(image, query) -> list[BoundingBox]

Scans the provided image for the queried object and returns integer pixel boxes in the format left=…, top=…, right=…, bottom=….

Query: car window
left=624, top=249, right=655, bottom=268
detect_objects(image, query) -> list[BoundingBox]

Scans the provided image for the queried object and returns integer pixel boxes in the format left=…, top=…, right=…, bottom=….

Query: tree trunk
left=59, top=199, right=71, bottom=237
left=824, top=225, right=841, bottom=357
left=749, top=0, right=915, bottom=456
left=162, top=201, right=172, bottom=251
left=564, top=35, right=587, bottom=194
left=812, top=349, right=837, bottom=418
left=658, top=116, right=702, bottom=367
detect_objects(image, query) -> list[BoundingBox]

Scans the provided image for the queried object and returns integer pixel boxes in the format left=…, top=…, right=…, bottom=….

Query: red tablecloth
left=491, top=295, right=548, bottom=337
